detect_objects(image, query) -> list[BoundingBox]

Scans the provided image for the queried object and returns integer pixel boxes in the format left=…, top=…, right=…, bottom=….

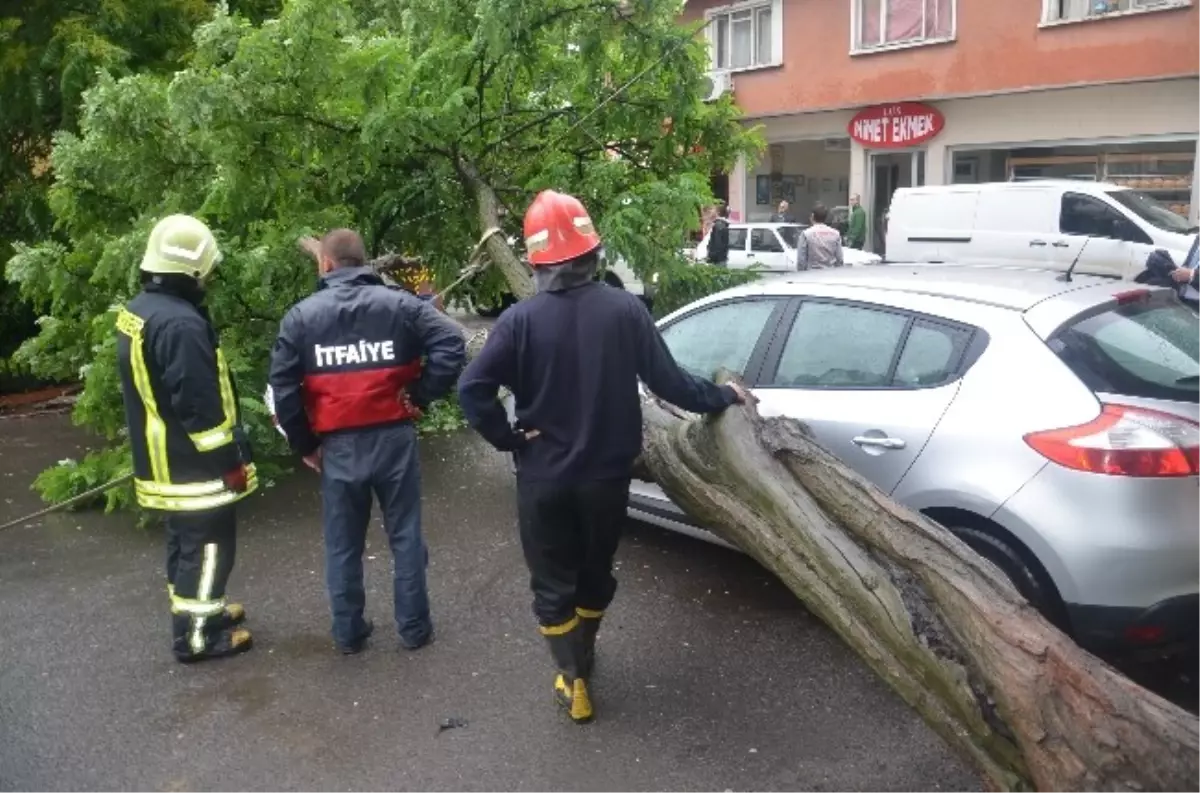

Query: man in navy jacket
left=270, top=229, right=465, bottom=654
left=458, top=191, right=745, bottom=723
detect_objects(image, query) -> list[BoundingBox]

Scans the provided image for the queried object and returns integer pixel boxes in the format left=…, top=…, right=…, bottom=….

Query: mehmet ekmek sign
left=848, top=102, right=945, bottom=148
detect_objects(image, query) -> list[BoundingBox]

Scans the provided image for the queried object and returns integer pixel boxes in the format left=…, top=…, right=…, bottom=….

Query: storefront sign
left=848, top=102, right=944, bottom=148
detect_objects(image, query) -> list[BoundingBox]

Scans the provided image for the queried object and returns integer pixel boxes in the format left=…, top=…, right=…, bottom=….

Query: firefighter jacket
left=268, top=265, right=466, bottom=457
left=116, top=281, right=257, bottom=511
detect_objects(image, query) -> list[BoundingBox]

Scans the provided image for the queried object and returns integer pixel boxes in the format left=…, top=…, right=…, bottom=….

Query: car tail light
left=1024, top=404, right=1199, bottom=477
left=1124, top=624, right=1166, bottom=644
left=1113, top=289, right=1151, bottom=306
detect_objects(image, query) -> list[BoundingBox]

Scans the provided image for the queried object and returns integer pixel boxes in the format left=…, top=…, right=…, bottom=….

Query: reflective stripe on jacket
left=115, top=285, right=256, bottom=512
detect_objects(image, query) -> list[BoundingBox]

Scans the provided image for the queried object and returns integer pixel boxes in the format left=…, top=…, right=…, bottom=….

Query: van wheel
left=924, top=510, right=1070, bottom=632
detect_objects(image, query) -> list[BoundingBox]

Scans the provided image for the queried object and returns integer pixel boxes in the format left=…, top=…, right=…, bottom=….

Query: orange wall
left=681, top=0, right=1200, bottom=118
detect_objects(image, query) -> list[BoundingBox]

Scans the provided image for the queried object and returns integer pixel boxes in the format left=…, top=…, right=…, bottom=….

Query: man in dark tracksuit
left=458, top=190, right=746, bottom=723
left=707, top=203, right=731, bottom=266
left=116, top=214, right=257, bottom=663
left=269, top=229, right=465, bottom=654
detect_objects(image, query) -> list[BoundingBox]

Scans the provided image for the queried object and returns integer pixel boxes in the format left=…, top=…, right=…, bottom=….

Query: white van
left=886, top=181, right=1198, bottom=279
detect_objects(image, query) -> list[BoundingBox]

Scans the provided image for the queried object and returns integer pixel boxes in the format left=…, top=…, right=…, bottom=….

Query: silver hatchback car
left=629, top=264, right=1199, bottom=656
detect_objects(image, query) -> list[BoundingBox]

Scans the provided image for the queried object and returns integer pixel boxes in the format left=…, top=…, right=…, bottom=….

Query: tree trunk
left=462, top=181, right=1198, bottom=791
left=460, top=159, right=536, bottom=300
left=635, top=392, right=1198, bottom=792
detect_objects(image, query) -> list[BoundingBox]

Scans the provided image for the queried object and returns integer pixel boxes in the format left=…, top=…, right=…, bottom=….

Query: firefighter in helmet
left=458, top=191, right=746, bottom=723
left=116, top=214, right=257, bottom=663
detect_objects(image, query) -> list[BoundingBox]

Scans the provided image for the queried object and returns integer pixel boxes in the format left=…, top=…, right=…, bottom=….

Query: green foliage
left=9, top=0, right=760, bottom=509
left=32, top=445, right=135, bottom=514
left=652, top=263, right=762, bottom=318
left=417, top=396, right=468, bottom=435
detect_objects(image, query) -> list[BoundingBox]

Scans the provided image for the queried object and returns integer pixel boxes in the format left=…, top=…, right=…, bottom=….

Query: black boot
left=576, top=608, right=603, bottom=678
left=541, top=617, right=593, bottom=724
left=173, top=617, right=254, bottom=664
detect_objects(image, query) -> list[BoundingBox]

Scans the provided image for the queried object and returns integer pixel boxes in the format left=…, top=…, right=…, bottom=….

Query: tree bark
left=463, top=180, right=1198, bottom=792
left=459, top=158, right=536, bottom=300
left=634, top=391, right=1198, bottom=792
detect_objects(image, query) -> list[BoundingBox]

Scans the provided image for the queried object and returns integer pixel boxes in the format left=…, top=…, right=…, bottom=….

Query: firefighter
left=457, top=191, right=747, bottom=723
left=268, top=229, right=465, bottom=654
left=115, top=214, right=257, bottom=663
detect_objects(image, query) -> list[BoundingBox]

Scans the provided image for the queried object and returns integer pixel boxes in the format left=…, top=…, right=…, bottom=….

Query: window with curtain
left=1043, top=0, right=1191, bottom=23
left=855, top=0, right=955, bottom=51
left=709, top=2, right=777, bottom=70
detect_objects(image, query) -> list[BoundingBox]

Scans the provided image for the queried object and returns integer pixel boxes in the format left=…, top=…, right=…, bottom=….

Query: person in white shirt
left=796, top=203, right=844, bottom=270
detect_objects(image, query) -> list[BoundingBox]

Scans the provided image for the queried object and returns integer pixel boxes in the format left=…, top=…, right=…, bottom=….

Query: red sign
left=848, top=102, right=944, bottom=148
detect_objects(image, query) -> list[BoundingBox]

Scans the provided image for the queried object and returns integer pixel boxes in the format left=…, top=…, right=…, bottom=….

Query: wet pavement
left=3, top=413, right=984, bottom=790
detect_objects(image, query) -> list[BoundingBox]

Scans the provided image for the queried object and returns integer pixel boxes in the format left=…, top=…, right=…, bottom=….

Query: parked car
left=886, top=181, right=1199, bottom=279
left=693, top=222, right=883, bottom=271
left=628, top=263, right=1199, bottom=656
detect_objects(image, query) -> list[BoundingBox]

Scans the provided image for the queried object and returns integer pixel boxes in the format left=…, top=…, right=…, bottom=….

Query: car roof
left=723, top=263, right=1140, bottom=312
left=900, top=180, right=1127, bottom=194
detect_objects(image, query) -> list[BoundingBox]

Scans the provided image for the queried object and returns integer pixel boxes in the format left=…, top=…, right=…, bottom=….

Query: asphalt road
left=0, top=413, right=984, bottom=791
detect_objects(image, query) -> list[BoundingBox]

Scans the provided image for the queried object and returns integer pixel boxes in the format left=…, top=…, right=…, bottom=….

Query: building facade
left=682, top=0, right=1199, bottom=251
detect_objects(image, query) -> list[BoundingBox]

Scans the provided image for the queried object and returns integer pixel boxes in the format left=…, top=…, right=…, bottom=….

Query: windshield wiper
left=1187, top=226, right=1200, bottom=235
left=1176, top=375, right=1200, bottom=385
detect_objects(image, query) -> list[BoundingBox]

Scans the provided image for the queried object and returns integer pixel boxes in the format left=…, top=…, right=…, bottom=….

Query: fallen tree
left=634, top=391, right=1199, bottom=791
left=461, top=182, right=1199, bottom=790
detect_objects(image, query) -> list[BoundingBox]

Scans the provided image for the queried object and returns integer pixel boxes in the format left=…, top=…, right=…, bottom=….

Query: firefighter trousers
left=166, top=506, right=238, bottom=658
left=320, top=422, right=431, bottom=649
left=516, top=478, right=631, bottom=627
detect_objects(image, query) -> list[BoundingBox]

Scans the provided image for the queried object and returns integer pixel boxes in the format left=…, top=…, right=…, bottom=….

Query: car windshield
left=1051, top=291, right=1199, bottom=404
left=776, top=225, right=805, bottom=248
left=1106, top=189, right=1196, bottom=235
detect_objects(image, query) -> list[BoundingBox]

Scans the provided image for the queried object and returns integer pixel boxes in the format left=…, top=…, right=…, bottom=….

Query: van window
left=1106, top=190, right=1196, bottom=236
left=1050, top=292, right=1199, bottom=404
left=1060, top=193, right=1152, bottom=244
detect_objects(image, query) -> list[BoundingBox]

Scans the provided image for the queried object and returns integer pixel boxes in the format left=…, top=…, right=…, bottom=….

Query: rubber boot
left=173, top=621, right=254, bottom=664
left=577, top=608, right=603, bottom=679
left=541, top=617, right=593, bottom=724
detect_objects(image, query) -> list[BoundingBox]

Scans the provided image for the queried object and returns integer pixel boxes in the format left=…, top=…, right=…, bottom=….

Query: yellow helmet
left=140, top=214, right=223, bottom=279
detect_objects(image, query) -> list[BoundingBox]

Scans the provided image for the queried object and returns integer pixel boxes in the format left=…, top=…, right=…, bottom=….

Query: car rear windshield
left=1050, top=292, right=1199, bottom=404
left=777, top=225, right=804, bottom=248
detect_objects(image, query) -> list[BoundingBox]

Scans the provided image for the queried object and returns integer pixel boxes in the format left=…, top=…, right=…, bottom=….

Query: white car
left=693, top=222, right=882, bottom=271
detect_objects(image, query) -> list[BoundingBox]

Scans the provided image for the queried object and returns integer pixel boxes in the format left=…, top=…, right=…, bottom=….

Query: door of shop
left=869, top=150, right=926, bottom=256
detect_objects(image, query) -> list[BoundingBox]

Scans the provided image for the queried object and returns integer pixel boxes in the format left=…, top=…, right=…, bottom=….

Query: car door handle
left=852, top=436, right=906, bottom=450
left=1051, top=241, right=1070, bottom=248
left=747, top=253, right=757, bottom=257
left=1029, top=240, right=1047, bottom=247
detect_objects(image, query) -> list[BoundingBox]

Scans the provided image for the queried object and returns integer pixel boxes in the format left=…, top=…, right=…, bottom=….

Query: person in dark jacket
left=458, top=190, right=747, bottom=724
left=269, top=229, right=466, bottom=654
left=706, top=203, right=731, bottom=266
left=768, top=200, right=795, bottom=223
left=1136, top=247, right=1200, bottom=310
left=116, top=214, right=257, bottom=663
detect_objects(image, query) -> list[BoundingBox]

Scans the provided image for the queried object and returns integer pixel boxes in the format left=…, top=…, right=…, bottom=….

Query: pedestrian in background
left=269, top=229, right=465, bottom=654
left=846, top=194, right=867, bottom=249
left=797, top=203, right=845, bottom=270
left=707, top=203, right=731, bottom=267
left=769, top=200, right=795, bottom=223
left=458, top=190, right=746, bottom=724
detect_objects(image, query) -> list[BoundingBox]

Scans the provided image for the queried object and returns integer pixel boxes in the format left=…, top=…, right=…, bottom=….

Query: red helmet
left=523, top=190, right=602, bottom=267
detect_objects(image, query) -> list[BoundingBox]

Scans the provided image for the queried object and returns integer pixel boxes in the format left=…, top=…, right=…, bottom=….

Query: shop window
left=1042, top=0, right=1192, bottom=25
left=708, top=0, right=781, bottom=71
left=852, top=0, right=955, bottom=53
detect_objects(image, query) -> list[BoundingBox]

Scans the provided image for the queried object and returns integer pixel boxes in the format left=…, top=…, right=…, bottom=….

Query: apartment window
left=853, top=0, right=955, bottom=52
left=708, top=1, right=780, bottom=71
left=1043, top=0, right=1191, bottom=24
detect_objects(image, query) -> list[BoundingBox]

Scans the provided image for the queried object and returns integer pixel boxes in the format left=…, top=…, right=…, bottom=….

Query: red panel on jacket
left=302, top=360, right=423, bottom=433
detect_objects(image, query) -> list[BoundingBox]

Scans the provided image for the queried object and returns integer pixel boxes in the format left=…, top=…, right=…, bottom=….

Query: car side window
left=727, top=228, right=748, bottom=251
left=1060, top=193, right=1140, bottom=241
left=893, top=320, right=973, bottom=388
left=771, top=301, right=909, bottom=388
left=750, top=229, right=784, bottom=253
left=660, top=300, right=778, bottom=380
